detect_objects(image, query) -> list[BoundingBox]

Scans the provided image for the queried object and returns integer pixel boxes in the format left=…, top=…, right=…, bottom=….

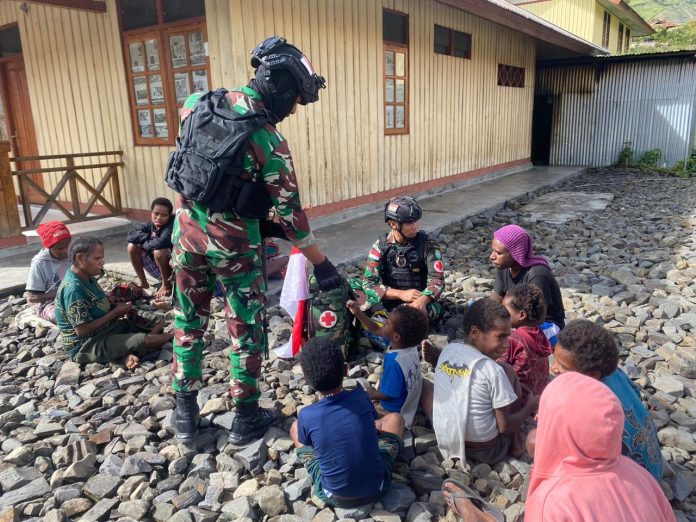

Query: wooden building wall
left=0, top=0, right=535, bottom=216
left=520, top=0, right=597, bottom=44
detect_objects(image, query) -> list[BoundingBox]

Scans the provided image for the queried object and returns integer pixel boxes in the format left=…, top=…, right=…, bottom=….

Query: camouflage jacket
left=362, top=231, right=445, bottom=305
left=174, top=86, right=315, bottom=252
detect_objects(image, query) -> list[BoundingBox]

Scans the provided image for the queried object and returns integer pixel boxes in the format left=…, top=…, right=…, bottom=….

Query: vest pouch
left=168, top=148, right=220, bottom=203
left=234, top=180, right=273, bottom=219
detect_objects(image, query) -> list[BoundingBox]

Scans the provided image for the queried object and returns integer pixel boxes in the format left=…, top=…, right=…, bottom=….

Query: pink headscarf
left=493, top=224, right=549, bottom=269
left=526, top=373, right=675, bottom=522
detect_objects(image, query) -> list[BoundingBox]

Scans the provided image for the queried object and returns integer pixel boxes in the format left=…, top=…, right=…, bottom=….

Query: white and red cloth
left=274, top=247, right=309, bottom=358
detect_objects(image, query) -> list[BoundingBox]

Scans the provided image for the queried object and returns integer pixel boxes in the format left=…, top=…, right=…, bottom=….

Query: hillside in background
left=627, top=0, right=696, bottom=23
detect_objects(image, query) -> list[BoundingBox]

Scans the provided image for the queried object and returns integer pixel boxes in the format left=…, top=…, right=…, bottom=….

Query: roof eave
left=597, top=0, right=654, bottom=36
left=436, top=0, right=609, bottom=57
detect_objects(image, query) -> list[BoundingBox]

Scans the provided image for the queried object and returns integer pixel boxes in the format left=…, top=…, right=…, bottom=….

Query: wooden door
left=1, top=57, right=42, bottom=203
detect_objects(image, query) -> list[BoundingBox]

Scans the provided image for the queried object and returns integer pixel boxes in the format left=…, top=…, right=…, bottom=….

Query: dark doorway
left=531, top=94, right=554, bottom=165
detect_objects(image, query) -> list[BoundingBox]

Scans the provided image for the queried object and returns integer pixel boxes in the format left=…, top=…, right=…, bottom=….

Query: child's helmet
left=384, top=196, right=422, bottom=223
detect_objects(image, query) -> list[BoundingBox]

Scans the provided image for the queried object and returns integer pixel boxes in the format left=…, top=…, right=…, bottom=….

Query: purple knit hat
left=493, top=224, right=550, bottom=269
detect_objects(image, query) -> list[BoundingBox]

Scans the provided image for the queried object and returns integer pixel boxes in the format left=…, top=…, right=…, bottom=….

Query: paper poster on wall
left=188, top=31, right=205, bottom=66
left=137, top=109, right=153, bottom=138
left=174, top=72, right=190, bottom=103
left=170, top=35, right=187, bottom=68
left=192, top=70, right=208, bottom=93
left=153, top=108, right=168, bottom=138
left=134, top=77, right=149, bottom=105
left=149, top=75, right=164, bottom=105
left=145, top=39, right=160, bottom=71
left=129, top=42, right=145, bottom=73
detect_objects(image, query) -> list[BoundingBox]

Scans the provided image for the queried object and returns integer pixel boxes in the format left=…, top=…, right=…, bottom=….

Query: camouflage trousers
left=171, top=232, right=266, bottom=404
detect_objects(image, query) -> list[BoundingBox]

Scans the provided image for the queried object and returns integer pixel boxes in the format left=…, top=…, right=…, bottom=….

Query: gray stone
left=235, top=437, right=268, bottom=476
left=169, top=511, right=194, bottom=522
left=44, top=509, right=67, bottom=522
left=55, top=361, right=81, bottom=387
left=99, top=454, right=123, bottom=476
left=335, top=503, right=374, bottom=520
left=3, top=446, right=34, bottom=466
left=221, top=497, right=256, bottom=519
left=83, top=474, right=122, bottom=501
left=189, top=506, right=218, bottom=522
left=34, top=422, right=64, bottom=437
left=0, top=466, right=42, bottom=492
left=61, top=498, right=93, bottom=518
left=284, top=477, right=311, bottom=502
left=117, top=500, right=151, bottom=520
left=405, top=502, right=444, bottom=522
left=120, top=455, right=153, bottom=477
left=254, top=485, right=287, bottom=516
left=77, top=497, right=119, bottom=522
left=152, top=503, right=176, bottom=522
left=658, top=427, right=696, bottom=452
left=171, top=488, right=202, bottom=510
left=0, top=478, right=50, bottom=509
left=380, top=483, right=416, bottom=514
left=652, top=375, right=685, bottom=398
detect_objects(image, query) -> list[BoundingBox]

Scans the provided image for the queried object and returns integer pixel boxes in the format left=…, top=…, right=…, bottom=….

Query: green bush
left=617, top=145, right=634, bottom=167
left=637, top=148, right=662, bottom=168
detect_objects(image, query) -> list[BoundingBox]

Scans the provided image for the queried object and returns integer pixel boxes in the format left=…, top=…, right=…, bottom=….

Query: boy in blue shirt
left=290, top=337, right=404, bottom=508
left=347, top=302, right=428, bottom=429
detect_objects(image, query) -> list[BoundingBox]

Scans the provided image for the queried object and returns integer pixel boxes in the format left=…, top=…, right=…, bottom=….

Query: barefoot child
left=548, top=319, right=663, bottom=481
left=127, top=197, right=174, bottom=299
left=290, top=337, right=404, bottom=508
left=55, top=237, right=173, bottom=370
left=347, top=301, right=428, bottom=428
left=499, top=284, right=552, bottom=396
left=25, top=221, right=72, bottom=323
left=424, top=298, right=538, bottom=466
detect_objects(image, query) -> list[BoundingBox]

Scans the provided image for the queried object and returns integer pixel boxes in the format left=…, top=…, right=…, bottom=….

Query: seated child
left=499, top=284, right=552, bottom=396
left=423, top=298, right=538, bottom=466
left=549, top=319, right=664, bottom=481
left=25, top=221, right=72, bottom=323
left=127, top=197, right=174, bottom=299
left=525, top=372, right=674, bottom=522
left=347, top=302, right=428, bottom=428
left=55, top=237, right=173, bottom=370
left=290, top=337, right=404, bottom=508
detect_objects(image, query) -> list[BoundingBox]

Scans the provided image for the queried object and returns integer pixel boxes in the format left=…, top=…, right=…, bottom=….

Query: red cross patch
left=319, top=310, right=338, bottom=328
left=434, top=260, right=444, bottom=273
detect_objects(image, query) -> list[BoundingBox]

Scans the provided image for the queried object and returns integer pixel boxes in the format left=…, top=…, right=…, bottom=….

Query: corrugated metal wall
left=537, top=56, right=696, bottom=167
left=1, top=0, right=535, bottom=213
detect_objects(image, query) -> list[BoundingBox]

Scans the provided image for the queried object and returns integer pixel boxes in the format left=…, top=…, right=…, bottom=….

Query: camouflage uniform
left=172, top=87, right=315, bottom=404
left=360, top=231, right=445, bottom=320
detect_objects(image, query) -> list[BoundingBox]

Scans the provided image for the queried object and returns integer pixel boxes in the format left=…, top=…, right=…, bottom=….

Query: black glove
left=313, top=257, right=343, bottom=291
left=259, top=219, right=288, bottom=240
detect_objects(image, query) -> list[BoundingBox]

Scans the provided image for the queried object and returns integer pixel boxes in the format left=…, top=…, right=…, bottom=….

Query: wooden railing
left=10, top=150, right=124, bottom=231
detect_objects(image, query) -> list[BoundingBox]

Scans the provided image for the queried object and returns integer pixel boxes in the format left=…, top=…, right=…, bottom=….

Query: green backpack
left=304, top=276, right=358, bottom=357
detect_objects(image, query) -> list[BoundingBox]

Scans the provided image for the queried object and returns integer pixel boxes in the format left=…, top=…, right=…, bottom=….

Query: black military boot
left=173, top=391, right=199, bottom=442
left=228, top=402, right=281, bottom=445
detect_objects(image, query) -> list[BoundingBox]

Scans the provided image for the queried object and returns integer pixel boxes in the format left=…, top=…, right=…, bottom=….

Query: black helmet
left=384, top=196, right=422, bottom=223
left=251, top=36, right=326, bottom=105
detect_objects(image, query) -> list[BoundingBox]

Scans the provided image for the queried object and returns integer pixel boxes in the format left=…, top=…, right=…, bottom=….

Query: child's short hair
left=462, top=298, right=510, bottom=335
left=69, top=237, right=103, bottom=265
left=506, top=284, right=547, bottom=324
left=556, top=320, right=618, bottom=378
left=151, top=197, right=173, bottom=214
left=390, top=305, right=429, bottom=347
left=299, top=337, right=344, bottom=392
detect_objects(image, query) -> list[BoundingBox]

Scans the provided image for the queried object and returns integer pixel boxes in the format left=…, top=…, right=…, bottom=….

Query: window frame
left=383, top=9, right=409, bottom=136
left=117, top=0, right=209, bottom=147
left=602, top=11, right=611, bottom=49
left=433, top=24, right=472, bottom=60
left=618, top=22, right=624, bottom=53
left=625, top=28, right=631, bottom=53
left=497, top=64, right=525, bottom=88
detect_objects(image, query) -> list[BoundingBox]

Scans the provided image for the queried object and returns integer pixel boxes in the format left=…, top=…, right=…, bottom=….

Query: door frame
left=0, top=23, right=43, bottom=204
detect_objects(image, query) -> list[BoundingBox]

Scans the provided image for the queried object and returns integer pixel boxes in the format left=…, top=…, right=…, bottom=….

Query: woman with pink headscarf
left=490, top=224, right=564, bottom=344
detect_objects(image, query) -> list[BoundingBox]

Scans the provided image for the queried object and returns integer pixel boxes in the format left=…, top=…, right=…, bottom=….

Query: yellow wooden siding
left=521, top=0, right=596, bottom=43
left=2, top=0, right=534, bottom=214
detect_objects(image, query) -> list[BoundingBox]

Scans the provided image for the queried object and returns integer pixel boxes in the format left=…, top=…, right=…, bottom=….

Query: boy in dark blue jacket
left=127, top=197, right=174, bottom=298
left=290, top=337, right=404, bottom=508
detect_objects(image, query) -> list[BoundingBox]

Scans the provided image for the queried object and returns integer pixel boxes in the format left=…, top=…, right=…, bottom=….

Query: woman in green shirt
left=55, top=237, right=173, bottom=369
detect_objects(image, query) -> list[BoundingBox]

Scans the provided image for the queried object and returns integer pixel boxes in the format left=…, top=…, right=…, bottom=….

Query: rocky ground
left=1, top=167, right=696, bottom=521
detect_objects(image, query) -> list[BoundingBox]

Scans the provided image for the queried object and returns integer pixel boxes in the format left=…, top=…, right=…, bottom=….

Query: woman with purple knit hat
left=490, top=224, right=565, bottom=344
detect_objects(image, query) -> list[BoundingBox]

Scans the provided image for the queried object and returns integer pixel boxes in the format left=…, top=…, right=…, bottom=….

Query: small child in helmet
left=352, top=196, right=444, bottom=349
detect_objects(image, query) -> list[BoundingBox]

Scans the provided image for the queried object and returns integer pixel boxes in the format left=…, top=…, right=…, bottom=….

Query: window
left=0, top=24, right=21, bottom=57
left=625, top=28, right=631, bottom=52
left=434, top=25, right=471, bottom=59
left=384, top=10, right=408, bottom=135
left=602, top=11, right=611, bottom=48
left=118, top=0, right=209, bottom=146
left=618, top=23, right=624, bottom=52
left=497, top=64, right=525, bottom=88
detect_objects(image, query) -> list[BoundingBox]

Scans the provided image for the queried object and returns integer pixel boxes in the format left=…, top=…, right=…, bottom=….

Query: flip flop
left=441, top=478, right=504, bottom=522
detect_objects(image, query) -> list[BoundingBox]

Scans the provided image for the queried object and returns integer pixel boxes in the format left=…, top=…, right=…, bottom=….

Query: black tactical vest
left=379, top=231, right=428, bottom=291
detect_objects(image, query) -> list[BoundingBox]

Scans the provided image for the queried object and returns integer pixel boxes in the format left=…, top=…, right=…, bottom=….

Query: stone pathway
left=0, top=167, right=695, bottom=521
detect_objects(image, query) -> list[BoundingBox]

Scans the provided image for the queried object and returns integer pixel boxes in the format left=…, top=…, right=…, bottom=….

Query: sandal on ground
left=441, top=478, right=504, bottom=522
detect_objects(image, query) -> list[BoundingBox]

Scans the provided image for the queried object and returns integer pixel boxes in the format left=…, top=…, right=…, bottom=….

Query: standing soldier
left=170, top=37, right=342, bottom=445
